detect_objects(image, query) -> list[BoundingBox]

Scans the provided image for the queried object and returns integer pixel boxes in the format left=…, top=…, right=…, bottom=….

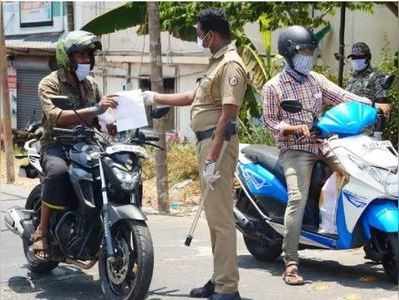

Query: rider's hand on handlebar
left=376, top=103, right=391, bottom=118
left=284, top=124, right=311, bottom=137
left=106, top=124, right=117, bottom=137
left=98, top=95, right=118, bottom=112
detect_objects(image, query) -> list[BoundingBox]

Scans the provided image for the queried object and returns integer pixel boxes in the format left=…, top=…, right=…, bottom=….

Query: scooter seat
left=241, top=145, right=285, bottom=183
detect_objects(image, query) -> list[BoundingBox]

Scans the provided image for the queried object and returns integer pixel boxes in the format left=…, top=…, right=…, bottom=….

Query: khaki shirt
left=191, top=42, right=248, bottom=132
left=39, top=69, right=101, bottom=146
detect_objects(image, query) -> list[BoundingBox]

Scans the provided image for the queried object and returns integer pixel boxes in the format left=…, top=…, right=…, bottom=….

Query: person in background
left=346, top=42, right=388, bottom=103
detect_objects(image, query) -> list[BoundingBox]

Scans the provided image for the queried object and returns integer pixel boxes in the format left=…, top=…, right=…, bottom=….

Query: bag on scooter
left=318, top=172, right=345, bottom=234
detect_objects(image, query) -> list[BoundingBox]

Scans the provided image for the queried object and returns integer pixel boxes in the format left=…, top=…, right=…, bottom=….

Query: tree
left=0, top=3, right=15, bottom=183
left=147, top=2, right=169, bottom=213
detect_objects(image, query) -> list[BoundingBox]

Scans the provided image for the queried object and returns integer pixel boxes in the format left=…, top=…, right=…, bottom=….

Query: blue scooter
left=234, top=97, right=398, bottom=283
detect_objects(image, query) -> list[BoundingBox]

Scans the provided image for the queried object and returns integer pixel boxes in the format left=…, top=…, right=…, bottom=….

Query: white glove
left=203, top=160, right=221, bottom=191
left=142, top=91, right=156, bottom=106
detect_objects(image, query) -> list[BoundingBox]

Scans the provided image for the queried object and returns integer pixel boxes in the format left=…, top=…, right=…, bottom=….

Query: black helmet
left=347, top=42, right=371, bottom=60
left=278, top=26, right=318, bottom=66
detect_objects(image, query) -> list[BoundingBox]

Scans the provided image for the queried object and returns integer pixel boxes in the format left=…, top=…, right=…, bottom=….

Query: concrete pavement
left=0, top=184, right=397, bottom=300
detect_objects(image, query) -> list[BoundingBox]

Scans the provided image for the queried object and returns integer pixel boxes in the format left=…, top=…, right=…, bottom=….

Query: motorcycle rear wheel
left=23, top=185, right=59, bottom=273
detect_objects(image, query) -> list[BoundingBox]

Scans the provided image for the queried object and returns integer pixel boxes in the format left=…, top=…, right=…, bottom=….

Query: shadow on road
left=7, top=265, right=104, bottom=299
left=147, top=287, right=254, bottom=300
left=238, top=254, right=397, bottom=291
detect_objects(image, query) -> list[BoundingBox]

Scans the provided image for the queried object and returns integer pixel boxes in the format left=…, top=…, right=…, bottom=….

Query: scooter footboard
left=361, top=200, right=399, bottom=239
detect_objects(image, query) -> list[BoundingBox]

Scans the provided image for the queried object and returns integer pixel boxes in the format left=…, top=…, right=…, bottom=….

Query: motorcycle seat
left=241, top=145, right=285, bottom=183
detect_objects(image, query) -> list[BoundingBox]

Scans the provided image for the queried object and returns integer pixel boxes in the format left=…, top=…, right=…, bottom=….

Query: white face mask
left=292, top=54, right=314, bottom=75
left=196, top=31, right=211, bottom=50
left=75, top=64, right=91, bottom=81
left=197, top=36, right=205, bottom=49
left=351, top=59, right=368, bottom=72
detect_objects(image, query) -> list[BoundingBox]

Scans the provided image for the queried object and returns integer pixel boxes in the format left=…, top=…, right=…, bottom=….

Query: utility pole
left=66, top=1, right=75, bottom=31
left=147, top=2, right=169, bottom=213
left=0, top=3, right=15, bottom=183
left=337, top=2, right=346, bottom=87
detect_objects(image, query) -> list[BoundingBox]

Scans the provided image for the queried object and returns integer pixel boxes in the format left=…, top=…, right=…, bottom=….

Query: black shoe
left=208, top=292, right=241, bottom=300
left=189, top=280, right=215, bottom=298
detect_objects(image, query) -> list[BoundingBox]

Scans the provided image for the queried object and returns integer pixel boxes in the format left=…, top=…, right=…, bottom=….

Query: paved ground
left=0, top=184, right=397, bottom=300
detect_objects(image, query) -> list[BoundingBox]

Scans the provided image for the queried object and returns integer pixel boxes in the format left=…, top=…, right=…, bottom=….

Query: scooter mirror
left=150, top=107, right=170, bottom=119
left=382, top=75, right=395, bottom=90
left=280, top=100, right=303, bottom=114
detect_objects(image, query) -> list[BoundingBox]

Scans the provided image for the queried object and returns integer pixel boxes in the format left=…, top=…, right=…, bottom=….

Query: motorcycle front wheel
left=99, top=220, right=154, bottom=300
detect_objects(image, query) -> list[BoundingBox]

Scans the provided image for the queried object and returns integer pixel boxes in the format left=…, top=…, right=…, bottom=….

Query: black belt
left=195, top=126, right=237, bottom=142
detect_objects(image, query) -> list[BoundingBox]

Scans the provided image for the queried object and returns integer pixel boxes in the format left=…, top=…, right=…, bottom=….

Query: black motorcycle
left=5, top=112, right=167, bottom=299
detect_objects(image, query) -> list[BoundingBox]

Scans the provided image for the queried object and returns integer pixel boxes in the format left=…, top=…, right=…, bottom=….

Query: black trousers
left=40, top=144, right=72, bottom=209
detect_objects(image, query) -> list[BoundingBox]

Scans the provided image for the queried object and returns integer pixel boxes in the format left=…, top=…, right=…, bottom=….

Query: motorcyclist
left=262, top=25, right=390, bottom=285
left=31, top=30, right=117, bottom=260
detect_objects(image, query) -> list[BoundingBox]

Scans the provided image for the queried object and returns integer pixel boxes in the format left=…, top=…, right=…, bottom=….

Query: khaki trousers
left=196, top=136, right=239, bottom=294
left=280, top=149, right=348, bottom=264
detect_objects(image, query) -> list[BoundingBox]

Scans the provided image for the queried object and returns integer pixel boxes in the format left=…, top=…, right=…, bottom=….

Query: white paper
left=114, top=90, right=148, bottom=132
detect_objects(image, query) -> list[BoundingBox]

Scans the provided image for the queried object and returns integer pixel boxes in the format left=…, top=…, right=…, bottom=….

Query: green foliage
left=377, top=47, right=399, bottom=147
left=143, top=142, right=199, bottom=184
left=238, top=118, right=275, bottom=146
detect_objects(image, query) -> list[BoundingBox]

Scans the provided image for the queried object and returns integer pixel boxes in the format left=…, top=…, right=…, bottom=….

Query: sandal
left=282, top=262, right=305, bottom=286
left=31, top=231, right=49, bottom=261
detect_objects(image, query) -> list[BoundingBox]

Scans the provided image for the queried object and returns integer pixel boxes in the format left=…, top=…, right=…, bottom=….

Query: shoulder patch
left=229, top=76, right=239, bottom=86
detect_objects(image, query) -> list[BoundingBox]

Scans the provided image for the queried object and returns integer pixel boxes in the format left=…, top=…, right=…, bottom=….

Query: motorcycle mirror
left=150, top=107, right=170, bottom=119
left=27, top=121, right=41, bottom=133
left=382, top=75, right=395, bottom=90
left=280, top=100, right=303, bottom=114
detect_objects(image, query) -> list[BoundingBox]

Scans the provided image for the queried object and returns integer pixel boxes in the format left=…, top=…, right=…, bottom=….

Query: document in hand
left=115, top=90, right=148, bottom=132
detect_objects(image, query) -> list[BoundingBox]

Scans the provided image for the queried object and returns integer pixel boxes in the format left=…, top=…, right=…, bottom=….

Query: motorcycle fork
left=97, top=157, right=115, bottom=262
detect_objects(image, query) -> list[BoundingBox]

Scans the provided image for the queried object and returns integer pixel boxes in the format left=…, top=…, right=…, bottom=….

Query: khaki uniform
left=191, top=42, right=248, bottom=294
left=39, top=69, right=101, bottom=146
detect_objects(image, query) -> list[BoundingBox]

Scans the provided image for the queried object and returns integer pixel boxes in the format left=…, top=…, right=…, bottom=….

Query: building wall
left=76, top=2, right=399, bottom=141
left=3, top=2, right=66, bottom=35
left=320, top=5, right=399, bottom=75
left=245, top=5, right=398, bottom=76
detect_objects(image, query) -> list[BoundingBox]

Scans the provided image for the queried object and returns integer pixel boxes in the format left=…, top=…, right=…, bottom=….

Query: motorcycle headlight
left=112, top=166, right=137, bottom=190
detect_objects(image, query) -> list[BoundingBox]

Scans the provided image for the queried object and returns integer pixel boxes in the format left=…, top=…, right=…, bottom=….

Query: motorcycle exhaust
left=4, top=208, right=34, bottom=238
left=65, top=258, right=97, bottom=270
left=233, top=207, right=254, bottom=231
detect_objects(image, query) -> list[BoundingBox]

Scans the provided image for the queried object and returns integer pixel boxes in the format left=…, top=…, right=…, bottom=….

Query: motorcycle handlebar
left=145, top=136, right=160, bottom=142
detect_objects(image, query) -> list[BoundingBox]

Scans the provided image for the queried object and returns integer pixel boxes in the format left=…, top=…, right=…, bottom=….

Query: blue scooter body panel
left=361, top=200, right=399, bottom=240
left=316, top=101, right=377, bottom=137
left=237, top=163, right=288, bottom=203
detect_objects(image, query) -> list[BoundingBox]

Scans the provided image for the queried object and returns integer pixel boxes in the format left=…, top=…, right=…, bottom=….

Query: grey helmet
left=56, top=30, right=102, bottom=72
left=278, top=25, right=318, bottom=68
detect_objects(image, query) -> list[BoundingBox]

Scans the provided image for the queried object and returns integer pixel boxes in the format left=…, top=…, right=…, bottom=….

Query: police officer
left=346, top=42, right=387, bottom=103
left=143, top=8, right=247, bottom=300
left=32, top=31, right=117, bottom=260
